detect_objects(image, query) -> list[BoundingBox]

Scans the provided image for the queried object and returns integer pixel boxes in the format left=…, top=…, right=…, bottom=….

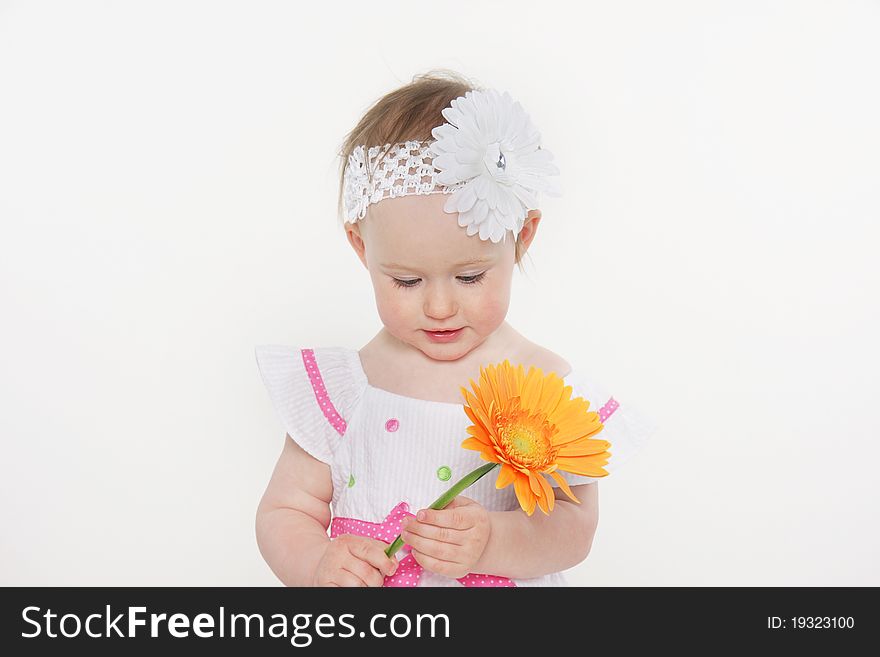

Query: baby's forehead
left=370, top=192, right=449, bottom=220
left=364, top=195, right=508, bottom=265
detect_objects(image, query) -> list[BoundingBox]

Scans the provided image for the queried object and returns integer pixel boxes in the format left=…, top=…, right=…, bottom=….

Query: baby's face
left=351, top=193, right=516, bottom=362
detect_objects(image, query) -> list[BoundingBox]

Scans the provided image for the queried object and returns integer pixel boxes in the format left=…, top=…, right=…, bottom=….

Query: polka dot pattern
left=436, top=466, right=452, bottom=481
left=300, top=349, right=347, bottom=436
left=384, top=418, right=399, bottom=432
left=330, top=501, right=516, bottom=587
left=456, top=572, right=517, bottom=587
left=598, top=396, right=619, bottom=423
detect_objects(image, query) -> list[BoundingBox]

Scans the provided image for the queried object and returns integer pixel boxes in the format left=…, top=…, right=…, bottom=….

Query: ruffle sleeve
left=549, top=368, right=659, bottom=488
left=254, top=345, right=364, bottom=465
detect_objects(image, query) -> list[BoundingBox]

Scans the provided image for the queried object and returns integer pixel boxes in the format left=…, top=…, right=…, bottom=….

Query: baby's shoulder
left=254, top=344, right=368, bottom=463
left=517, top=342, right=572, bottom=378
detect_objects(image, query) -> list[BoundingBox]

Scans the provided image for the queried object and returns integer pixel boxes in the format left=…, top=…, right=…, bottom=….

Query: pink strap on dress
left=331, top=502, right=516, bottom=587
left=598, top=396, right=619, bottom=423
left=300, top=348, right=347, bottom=436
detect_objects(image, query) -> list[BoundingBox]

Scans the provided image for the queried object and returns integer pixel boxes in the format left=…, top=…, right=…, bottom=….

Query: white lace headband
left=342, top=88, right=562, bottom=244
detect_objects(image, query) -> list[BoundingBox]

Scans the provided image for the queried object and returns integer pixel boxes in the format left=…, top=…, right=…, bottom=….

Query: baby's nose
left=423, top=285, right=458, bottom=317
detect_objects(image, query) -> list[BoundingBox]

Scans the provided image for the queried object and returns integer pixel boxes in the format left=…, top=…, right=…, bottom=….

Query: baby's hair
left=336, top=69, right=530, bottom=272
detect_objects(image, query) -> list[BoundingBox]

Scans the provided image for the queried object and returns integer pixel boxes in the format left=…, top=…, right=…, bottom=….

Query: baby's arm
left=255, top=435, right=398, bottom=586
left=402, top=482, right=599, bottom=580
left=255, top=434, right=334, bottom=586
left=474, top=483, right=599, bottom=579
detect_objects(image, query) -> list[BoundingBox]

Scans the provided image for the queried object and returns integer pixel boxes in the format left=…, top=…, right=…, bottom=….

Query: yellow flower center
left=496, top=404, right=556, bottom=469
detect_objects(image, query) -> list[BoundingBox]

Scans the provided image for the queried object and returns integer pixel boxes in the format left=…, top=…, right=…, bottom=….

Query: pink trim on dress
left=331, top=502, right=516, bottom=587
left=598, top=397, right=619, bottom=423
left=300, top=348, right=347, bottom=436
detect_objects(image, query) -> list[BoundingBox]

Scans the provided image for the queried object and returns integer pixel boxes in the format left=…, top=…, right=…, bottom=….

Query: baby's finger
left=402, top=519, right=466, bottom=546
left=401, top=530, right=457, bottom=563
left=331, top=569, right=368, bottom=587
left=353, top=539, right=399, bottom=577
left=444, top=495, right=476, bottom=508
left=410, top=549, right=465, bottom=579
left=344, top=556, right=385, bottom=587
left=414, top=506, right=471, bottom=530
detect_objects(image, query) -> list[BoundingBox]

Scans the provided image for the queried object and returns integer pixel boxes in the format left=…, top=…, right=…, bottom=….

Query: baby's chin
left=418, top=348, right=471, bottom=362
left=413, top=332, right=479, bottom=362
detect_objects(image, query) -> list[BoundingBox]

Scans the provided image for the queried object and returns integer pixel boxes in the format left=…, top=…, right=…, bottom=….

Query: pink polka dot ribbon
left=301, top=348, right=347, bottom=436
left=330, top=502, right=516, bottom=587
left=598, top=396, right=619, bottom=423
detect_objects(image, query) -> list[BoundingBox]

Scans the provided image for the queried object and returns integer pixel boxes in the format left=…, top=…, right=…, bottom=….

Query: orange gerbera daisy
left=383, top=359, right=612, bottom=559
left=459, top=360, right=610, bottom=516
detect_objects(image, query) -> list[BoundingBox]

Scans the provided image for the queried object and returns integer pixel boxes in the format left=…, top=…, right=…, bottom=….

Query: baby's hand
left=401, top=496, right=491, bottom=580
left=312, top=535, right=398, bottom=587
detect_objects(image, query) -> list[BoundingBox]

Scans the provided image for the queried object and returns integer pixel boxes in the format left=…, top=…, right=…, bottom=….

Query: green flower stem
left=384, top=462, right=500, bottom=559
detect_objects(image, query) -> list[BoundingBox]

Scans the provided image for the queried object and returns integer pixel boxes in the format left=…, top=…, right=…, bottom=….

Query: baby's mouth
left=424, top=328, right=464, bottom=339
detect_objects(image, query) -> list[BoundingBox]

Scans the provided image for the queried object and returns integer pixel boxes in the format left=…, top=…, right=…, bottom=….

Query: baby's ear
left=344, top=222, right=368, bottom=268
left=519, top=211, right=542, bottom=248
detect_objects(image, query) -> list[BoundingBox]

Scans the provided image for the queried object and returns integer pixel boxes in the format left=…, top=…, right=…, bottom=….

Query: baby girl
left=254, top=70, right=655, bottom=587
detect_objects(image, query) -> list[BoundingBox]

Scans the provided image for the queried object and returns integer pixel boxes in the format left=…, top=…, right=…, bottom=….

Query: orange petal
left=557, top=439, right=611, bottom=457
left=549, top=471, right=580, bottom=504
left=551, top=384, right=574, bottom=417
left=470, top=402, right=494, bottom=435
left=463, top=403, right=482, bottom=428
left=466, top=379, right=483, bottom=403
left=495, top=373, right=510, bottom=411
left=537, top=375, right=565, bottom=417
left=466, top=423, right=492, bottom=445
left=528, top=470, right=544, bottom=498
left=513, top=474, right=537, bottom=516
left=480, top=366, right=497, bottom=402
left=520, top=367, right=543, bottom=409
left=478, top=444, right=501, bottom=463
left=535, top=487, right=550, bottom=515
left=461, top=388, right=482, bottom=406
left=495, top=363, right=509, bottom=407
left=553, top=421, right=605, bottom=446
left=513, top=363, right=525, bottom=392
left=555, top=455, right=610, bottom=477
left=547, top=395, right=585, bottom=425
left=461, top=437, right=487, bottom=452
left=495, top=463, right=517, bottom=489
left=536, top=473, right=555, bottom=514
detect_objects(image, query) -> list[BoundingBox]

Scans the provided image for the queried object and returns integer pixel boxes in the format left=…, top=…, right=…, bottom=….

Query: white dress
left=254, top=345, right=657, bottom=587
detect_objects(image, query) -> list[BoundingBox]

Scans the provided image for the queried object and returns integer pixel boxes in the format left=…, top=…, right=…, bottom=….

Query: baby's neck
left=359, top=323, right=531, bottom=402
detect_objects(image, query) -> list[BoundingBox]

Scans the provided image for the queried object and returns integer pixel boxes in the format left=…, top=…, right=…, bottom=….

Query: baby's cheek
left=376, top=299, right=403, bottom=327
left=475, top=287, right=511, bottom=326
left=375, top=294, right=415, bottom=332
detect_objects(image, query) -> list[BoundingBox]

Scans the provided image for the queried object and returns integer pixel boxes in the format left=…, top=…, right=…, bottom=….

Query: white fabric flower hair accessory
left=342, top=88, right=561, bottom=243
left=429, top=88, right=562, bottom=242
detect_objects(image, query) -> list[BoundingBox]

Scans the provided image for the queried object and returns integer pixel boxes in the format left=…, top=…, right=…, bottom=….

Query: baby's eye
left=391, top=272, right=486, bottom=289
left=458, top=272, right=486, bottom=285
left=391, top=278, right=420, bottom=289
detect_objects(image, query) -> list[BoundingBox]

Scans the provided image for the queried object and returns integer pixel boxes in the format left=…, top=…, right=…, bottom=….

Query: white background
left=1, top=0, right=878, bottom=586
